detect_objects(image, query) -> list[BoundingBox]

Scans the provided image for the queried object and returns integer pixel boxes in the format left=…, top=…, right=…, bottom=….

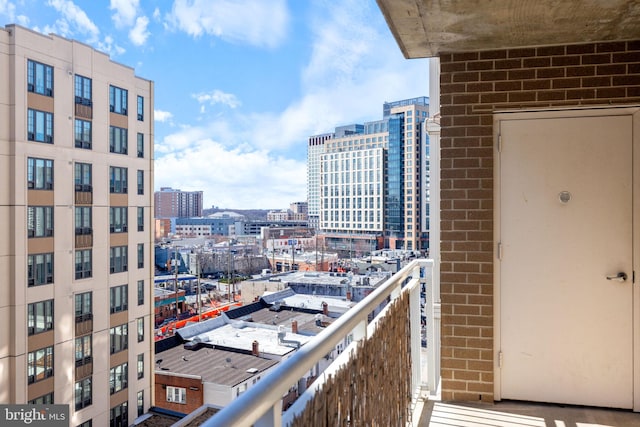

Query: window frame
left=27, top=299, right=54, bottom=335
left=137, top=317, right=144, bottom=342
left=109, top=363, right=128, bottom=395
left=137, top=170, right=144, bottom=195
left=27, top=206, right=54, bottom=238
left=75, top=119, right=92, bottom=149
left=27, top=108, right=54, bottom=143
left=75, top=206, right=92, bottom=235
left=109, top=126, right=128, bottom=155
left=136, top=133, right=144, bottom=158
left=109, top=85, right=128, bottom=115
left=74, top=74, right=92, bottom=106
left=75, top=162, right=93, bottom=192
left=137, top=243, right=144, bottom=269
left=110, top=246, right=128, bottom=273
left=109, top=166, right=128, bottom=194
left=75, top=335, right=92, bottom=367
left=75, top=292, right=92, bottom=323
left=137, top=95, right=144, bottom=121
left=137, top=353, right=144, bottom=379
left=137, top=280, right=144, bottom=306
left=27, top=252, right=54, bottom=287
left=137, top=207, right=144, bottom=232
left=110, top=284, right=128, bottom=313
left=75, top=377, right=92, bottom=411
left=109, top=207, right=128, bottom=233
left=27, top=157, right=54, bottom=190
left=109, top=324, right=128, bottom=354
left=27, top=59, right=53, bottom=97
left=27, top=346, right=54, bottom=384
left=166, top=386, right=186, bottom=404
left=75, top=249, right=92, bottom=280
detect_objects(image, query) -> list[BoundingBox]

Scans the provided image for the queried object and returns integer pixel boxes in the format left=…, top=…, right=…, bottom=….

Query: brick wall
left=155, top=374, right=203, bottom=415
left=439, top=40, right=640, bottom=402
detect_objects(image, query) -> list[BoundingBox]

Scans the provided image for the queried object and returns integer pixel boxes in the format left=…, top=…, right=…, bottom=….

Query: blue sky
left=1, top=0, right=428, bottom=209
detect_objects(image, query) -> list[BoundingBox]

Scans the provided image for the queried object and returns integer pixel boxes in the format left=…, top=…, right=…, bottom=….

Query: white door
left=497, top=111, right=634, bottom=408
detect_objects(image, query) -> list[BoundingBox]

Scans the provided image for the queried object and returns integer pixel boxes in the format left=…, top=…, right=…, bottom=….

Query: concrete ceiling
left=376, top=0, right=640, bottom=58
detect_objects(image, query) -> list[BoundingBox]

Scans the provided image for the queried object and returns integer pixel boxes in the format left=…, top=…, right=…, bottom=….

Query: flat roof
left=155, top=345, right=277, bottom=387
left=194, top=323, right=312, bottom=357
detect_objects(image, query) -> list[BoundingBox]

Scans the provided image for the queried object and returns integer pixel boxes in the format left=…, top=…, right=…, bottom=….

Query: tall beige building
left=0, top=25, right=154, bottom=426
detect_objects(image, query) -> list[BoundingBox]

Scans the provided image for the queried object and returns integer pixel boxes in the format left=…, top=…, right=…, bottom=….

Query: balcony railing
left=199, top=258, right=439, bottom=427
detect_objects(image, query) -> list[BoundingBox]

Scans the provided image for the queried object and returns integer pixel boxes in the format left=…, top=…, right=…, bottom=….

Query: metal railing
left=198, top=258, right=436, bottom=427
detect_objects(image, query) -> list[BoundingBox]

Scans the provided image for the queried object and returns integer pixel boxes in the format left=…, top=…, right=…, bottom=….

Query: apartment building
left=0, top=24, right=154, bottom=426
left=154, top=187, right=203, bottom=218
left=311, top=98, right=430, bottom=254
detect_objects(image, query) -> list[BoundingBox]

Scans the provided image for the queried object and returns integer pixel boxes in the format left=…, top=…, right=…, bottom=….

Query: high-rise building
left=309, top=97, right=430, bottom=254
left=154, top=187, right=203, bottom=218
left=0, top=24, right=154, bottom=426
left=307, top=133, right=333, bottom=230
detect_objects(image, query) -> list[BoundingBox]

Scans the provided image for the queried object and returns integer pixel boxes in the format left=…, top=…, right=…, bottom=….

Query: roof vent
left=246, top=368, right=258, bottom=374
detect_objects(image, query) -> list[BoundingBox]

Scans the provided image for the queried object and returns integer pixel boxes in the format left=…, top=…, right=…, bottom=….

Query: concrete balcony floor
left=417, top=400, right=640, bottom=426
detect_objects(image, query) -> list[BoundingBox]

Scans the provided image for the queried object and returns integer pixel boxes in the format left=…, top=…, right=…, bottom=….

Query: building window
left=75, top=249, right=92, bottom=280
left=109, top=363, right=128, bottom=395
left=74, top=119, right=92, bottom=149
left=75, top=335, right=92, bottom=367
left=28, top=299, right=54, bottom=335
left=109, top=166, right=128, bottom=194
left=109, top=85, right=128, bottom=115
left=137, top=317, right=144, bottom=342
left=75, top=207, right=92, bottom=235
left=75, top=292, right=92, bottom=322
left=75, top=75, right=92, bottom=105
left=137, top=280, right=144, bottom=305
left=110, top=401, right=128, bottom=427
left=137, top=244, right=144, bottom=269
left=28, top=346, right=54, bottom=384
left=109, top=207, right=128, bottom=233
left=110, top=324, right=128, bottom=354
left=137, top=391, right=144, bottom=417
left=110, top=285, right=128, bottom=313
left=27, top=60, right=53, bottom=96
left=137, top=170, right=144, bottom=195
left=109, top=126, right=128, bottom=154
left=75, top=377, right=92, bottom=411
left=137, top=207, right=144, bottom=232
left=110, top=246, right=128, bottom=273
left=27, top=109, right=53, bottom=143
left=27, top=253, right=53, bottom=286
left=29, top=392, right=53, bottom=405
left=137, top=133, right=144, bottom=158
left=27, top=206, right=54, bottom=237
left=75, top=162, right=92, bottom=192
left=27, top=157, right=54, bottom=190
left=137, top=96, right=143, bottom=121
left=166, top=386, right=186, bottom=404
left=137, top=353, right=144, bottom=379
left=78, top=421, right=92, bottom=427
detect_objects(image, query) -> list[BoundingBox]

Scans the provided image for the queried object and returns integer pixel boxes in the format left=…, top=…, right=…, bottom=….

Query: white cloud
left=166, top=0, right=289, bottom=48
left=154, top=132, right=306, bottom=209
left=0, top=0, right=16, bottom=21
left=192, top=90, right=241, bottom=110
left=16, top=14, right=29, bottom=26
left=110, top=0, right=139, bottom=28
left=95, top=34, right=126, bottom=56
left=129, top=15, right=149, bottom=46
left=152, top=7, right=160, bottom=21
left=153, top=0, right=427, bottom=209
left=154, top=110, right=174, bottom=123
left=46, top=0, right=99, bottom=42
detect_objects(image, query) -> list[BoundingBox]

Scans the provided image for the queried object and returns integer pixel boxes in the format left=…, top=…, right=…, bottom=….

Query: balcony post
left=410, top=264, right=423, bottom=403
left=254, top=403, right=282, bottom=427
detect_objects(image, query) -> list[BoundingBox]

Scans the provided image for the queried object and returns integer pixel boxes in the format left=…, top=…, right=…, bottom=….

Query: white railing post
left=409, top=265, right=423, bottom=403
left=254, top=403, right=281, bottom=427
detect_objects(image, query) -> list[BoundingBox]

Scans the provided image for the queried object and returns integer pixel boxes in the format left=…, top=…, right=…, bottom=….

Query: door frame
left=493, top=105, right=640, bottom=410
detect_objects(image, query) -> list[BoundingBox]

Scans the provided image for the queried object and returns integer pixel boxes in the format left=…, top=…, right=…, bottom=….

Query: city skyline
left=0, top=0, right=428, bottom=209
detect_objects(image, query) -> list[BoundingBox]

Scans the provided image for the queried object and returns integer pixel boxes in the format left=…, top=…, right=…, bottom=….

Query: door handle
left=606, top=272, right=627, bottom=282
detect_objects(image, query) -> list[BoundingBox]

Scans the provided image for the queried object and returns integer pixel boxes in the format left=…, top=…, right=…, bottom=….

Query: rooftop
left=155, top=345, right=277, bottom=387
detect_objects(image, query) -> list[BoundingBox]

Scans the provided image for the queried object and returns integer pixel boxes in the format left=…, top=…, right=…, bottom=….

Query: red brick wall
left=439, top=40, right=640, bottom=402
left=154, top=374, right=203, bottom=415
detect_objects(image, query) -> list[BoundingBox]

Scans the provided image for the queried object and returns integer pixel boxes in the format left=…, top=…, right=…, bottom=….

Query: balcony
left=198, top=259, right=439, bottom=426
left=189, top=258, right=639, bottom=426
